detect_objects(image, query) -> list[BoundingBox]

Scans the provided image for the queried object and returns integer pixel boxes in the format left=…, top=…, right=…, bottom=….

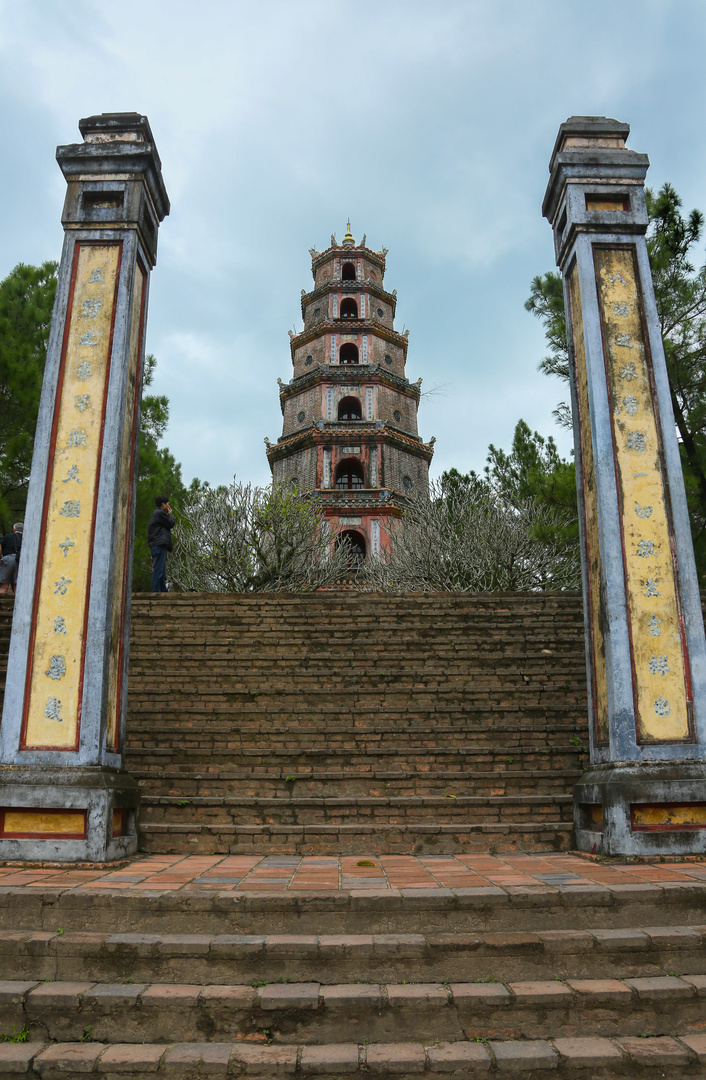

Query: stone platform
left=1, top=849, right=705, bottom=892
left=4, top=595, right=706, bottom=1071
left=1, top=851, right=706, bottom=1075
left=128, top=592, right=589, bottom=854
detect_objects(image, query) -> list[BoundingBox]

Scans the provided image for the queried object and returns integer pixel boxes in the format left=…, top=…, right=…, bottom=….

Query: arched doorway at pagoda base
left=336, top=529, right=366, bottom=567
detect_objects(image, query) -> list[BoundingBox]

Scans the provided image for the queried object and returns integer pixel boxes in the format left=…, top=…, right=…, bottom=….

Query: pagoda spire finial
left=342, top=220, right=355, bottom=247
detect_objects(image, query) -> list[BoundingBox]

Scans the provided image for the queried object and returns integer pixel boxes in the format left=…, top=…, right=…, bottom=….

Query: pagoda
left=266, top=224, right=434, bottom=559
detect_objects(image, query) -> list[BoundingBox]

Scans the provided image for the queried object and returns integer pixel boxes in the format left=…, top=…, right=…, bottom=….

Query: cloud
left=1, top=0, right=705, bottom=490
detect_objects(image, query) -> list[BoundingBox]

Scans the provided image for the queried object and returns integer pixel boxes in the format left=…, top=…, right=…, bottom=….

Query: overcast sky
left=2, top=0, right=705, bottom=489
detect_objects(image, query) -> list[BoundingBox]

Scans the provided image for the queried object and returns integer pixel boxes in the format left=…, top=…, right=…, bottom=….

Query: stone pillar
left=543, top=116, right=706, bottom=855
left=0, top=113, right=169, bottom=861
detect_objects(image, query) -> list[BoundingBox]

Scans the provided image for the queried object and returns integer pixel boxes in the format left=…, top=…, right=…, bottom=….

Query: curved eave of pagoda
left=290, top=319, right=409, bottom=358
left=265, top=422, right=435, bottom=465
left=278, top=365, right=422, bottom=403
left=300, top=280, right=397, bottom=319
left=310, top=244, right=386, bottom=274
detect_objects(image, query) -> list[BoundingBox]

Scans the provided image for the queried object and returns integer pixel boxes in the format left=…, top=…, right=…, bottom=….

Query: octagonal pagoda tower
left=266, top=225, right=434, bottom=557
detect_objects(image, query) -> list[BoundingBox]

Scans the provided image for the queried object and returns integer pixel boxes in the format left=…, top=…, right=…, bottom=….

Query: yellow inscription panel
left=23, top=243, right=121, bottom=750
left=585, top=195, right=628, bottom=213
left=2, top=810, right=86, bottom=837
left=594, top=247, right=690, bottom=742
left=106, top=264, right=144, bottom=750
left=632, top=803, right=706, bottom=830
left=568, top=263, right=609, bottom=744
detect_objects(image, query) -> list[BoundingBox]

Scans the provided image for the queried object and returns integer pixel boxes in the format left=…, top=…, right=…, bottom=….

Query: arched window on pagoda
left=340, top=297, right=358, bottom=319
left=339, top=343, right=359, bottom=365
left=338, top=396, right=362, bottom=421
left=334, top=458, right=365, bottom=489
left=341, top=262, right=356, bottom=281
left=337, top=529, right=366, bottom=566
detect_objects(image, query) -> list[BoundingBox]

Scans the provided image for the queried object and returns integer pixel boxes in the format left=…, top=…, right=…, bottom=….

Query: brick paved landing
left=1, top=851, right=704, bottom=892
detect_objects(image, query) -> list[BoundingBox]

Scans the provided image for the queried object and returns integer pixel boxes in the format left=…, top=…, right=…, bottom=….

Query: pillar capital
left=57, top=112, right=169, bottom=266
left=543, top=115, right=649, bottom=267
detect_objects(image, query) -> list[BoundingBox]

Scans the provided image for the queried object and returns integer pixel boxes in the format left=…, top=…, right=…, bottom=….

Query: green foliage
left=0, top=262, right=57, bottom=531
left=524, top=270, right=569, bottom=385
left=0, top=1025, right=29, bottom=1043
left=170, top=477, right=355, bottom=592
left=441, top=421, right=579, bottom=557
left=485, top=419, right=578, bottom=548
left=646, top=184, right=706, bottom=579
left=0, top=261, right=188, bottom=590
left=366, top=477, right=580, bottom=593
left=526, top=182, right=706, bottom=581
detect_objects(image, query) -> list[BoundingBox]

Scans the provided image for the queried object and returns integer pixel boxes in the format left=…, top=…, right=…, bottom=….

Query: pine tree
left=525, top=183, right=706, bottom=579
left=0, top=262, right=57, bottom=528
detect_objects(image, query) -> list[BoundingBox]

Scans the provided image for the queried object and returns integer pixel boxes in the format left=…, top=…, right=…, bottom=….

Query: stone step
left=134, top=774, right=581, bottom=800
left=2, top=925, right=704, bottom=985
left=4, top=1034, right=706, bottom=1077
left=132, top=769, right=580, bottom=800
left=3, top=975, right=706, bottom=1046
left=127, top=738, right=587, bottom=756
left=127, top=685, right=585, bottom=703
left=129, top=747, right=582, bottom=769
left=4, top=881, right=703, bottom=936
left=127, top=719, right=588, bottom=739
left=128, top=739, right=586, bottom=762
left=130, top=755, right=582, bottom=774
left=129, top=749, right=584, bottom=769
left=138, top=820, right=575, bottom=855
left=130, top=657, right=580, bottom=668
left=138, top=794, right=576, bottom=828
left=129, top=751, right=586, bottom=776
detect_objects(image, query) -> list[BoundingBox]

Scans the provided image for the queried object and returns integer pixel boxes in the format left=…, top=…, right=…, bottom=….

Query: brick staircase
left=3, top=594, right=706, bottom=1073
left=0, top=876, right=705, bottom=1075
left=122, top=592, right=589, bottom=854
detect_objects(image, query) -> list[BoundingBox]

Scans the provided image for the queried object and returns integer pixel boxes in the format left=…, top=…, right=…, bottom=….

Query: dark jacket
left=0, top=533, right=21, bottom=562
left=147, top=509, right=176, bottom=551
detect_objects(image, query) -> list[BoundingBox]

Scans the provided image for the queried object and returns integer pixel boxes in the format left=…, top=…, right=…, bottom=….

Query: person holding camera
left=147, top=496, right=175, bottom=593
left=0, top=522, right=23, bottom=595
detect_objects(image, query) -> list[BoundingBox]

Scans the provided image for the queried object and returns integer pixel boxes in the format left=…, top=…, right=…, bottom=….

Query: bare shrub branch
left=170, top=478, right=354, bottom=592
left=362, top=480, right=581, bottom=592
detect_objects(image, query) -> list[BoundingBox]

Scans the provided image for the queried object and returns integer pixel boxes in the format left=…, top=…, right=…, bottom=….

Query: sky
left=1, top=0, right=706, bottom=489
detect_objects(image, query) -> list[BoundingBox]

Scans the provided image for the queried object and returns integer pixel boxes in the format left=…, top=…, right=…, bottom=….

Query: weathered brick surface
left=119, top=593, right=589, bottom=853
left=2, top=593, right=706, bottom=855
left=552, top=1037, right=623, bottom=1067
left=4, top=933, right=706, bottom=1008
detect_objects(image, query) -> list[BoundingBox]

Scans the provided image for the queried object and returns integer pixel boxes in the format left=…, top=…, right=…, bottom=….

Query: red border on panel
left=20, top=240, right=123, bottom=752
left=592, top=244, right=694, bottom=745
left=113, top=258, right=148, bottom=751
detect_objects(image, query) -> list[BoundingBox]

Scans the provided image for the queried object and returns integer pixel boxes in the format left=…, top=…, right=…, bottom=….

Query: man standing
left=0, top=523, right=23, bottom=595
left=147, top=496, right=175, bottom=593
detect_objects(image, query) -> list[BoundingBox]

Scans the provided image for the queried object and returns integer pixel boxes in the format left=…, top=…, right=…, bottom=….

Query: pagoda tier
left=266, top=225, right=433, bottom=559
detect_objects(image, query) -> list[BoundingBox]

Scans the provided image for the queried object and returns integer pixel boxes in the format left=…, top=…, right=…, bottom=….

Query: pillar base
left=0, top=766, right=139, bottom=862
left=574, top=760, right=706, bottom=856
